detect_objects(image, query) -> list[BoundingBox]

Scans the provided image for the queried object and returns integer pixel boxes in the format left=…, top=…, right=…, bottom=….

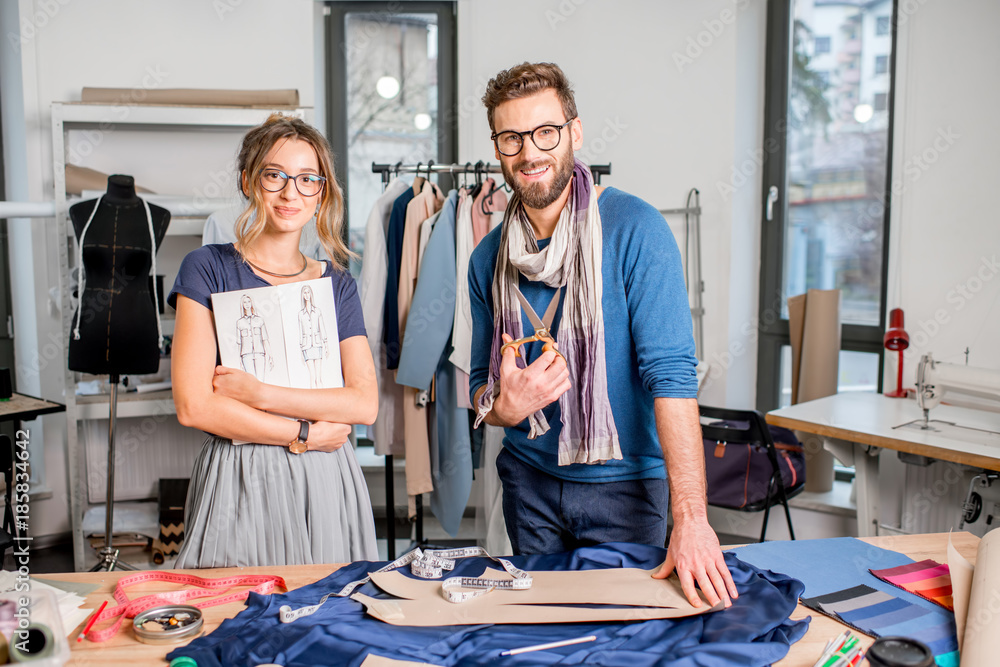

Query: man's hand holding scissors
left=490, top=332, right=571, bottom=427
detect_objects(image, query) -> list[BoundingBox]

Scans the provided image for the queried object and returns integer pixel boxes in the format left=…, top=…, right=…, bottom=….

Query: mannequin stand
left=90, top=374, right=137, bottom=572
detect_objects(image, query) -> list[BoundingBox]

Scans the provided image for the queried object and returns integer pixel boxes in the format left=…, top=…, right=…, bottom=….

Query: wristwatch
left=289, top=419, right=309, bottom=454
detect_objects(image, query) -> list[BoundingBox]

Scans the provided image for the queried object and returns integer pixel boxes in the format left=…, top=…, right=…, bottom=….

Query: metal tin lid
left=133, top=605, right=204, bottom=645
left=866, top=636, right=935, bottom=667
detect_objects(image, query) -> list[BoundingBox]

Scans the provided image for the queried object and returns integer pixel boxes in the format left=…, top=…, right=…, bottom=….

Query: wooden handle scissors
left=500, top=286, right=564, bottom=360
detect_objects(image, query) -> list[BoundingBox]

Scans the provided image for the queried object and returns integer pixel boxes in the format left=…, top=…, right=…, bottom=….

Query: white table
left=766, top=392, right=1000, bottom=536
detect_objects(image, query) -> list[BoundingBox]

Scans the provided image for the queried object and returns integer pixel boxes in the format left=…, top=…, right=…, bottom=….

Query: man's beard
left=502, top=147, right=574, bottom=210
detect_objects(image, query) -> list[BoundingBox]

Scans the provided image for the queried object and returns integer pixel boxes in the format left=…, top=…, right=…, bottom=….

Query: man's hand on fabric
left=652, top=517, right=738, bottom=609
left=492, top=333, right=570, bottom=426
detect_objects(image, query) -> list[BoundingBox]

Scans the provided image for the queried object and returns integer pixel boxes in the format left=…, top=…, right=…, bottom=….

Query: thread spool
left=865, top=636, right=934, bottom=667
left=8, top=623, right=55, bottom=662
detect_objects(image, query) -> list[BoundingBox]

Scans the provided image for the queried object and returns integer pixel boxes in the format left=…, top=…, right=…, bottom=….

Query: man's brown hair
left=482, top=62, right=578, bottom=132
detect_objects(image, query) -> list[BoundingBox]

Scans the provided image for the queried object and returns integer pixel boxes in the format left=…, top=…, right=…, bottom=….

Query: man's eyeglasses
left=259, top=169, right=327, bottom=197
left=491, top=118, right=576, bottom=157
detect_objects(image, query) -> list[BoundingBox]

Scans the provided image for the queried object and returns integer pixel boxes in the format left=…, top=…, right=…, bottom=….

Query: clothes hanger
left=470, top=161, right=485, bottom=200
left=413, top=162, right=425, bottom=195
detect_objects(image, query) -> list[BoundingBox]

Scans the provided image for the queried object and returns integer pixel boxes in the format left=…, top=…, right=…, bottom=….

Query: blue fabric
left=732, top=537, right=958, bottom=658
left=168, top=243, right=366, bottom=341
left=383, top=188, right=415, bottom=369
left=168, top=543, right=808, bottom=667
left=468, top=187, right=698, bottom=483
left=496, top=447, right=669, bottom=554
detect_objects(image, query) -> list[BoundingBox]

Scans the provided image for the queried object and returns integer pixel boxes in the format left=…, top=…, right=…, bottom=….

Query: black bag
left=703, top=422, right=805, bottom=511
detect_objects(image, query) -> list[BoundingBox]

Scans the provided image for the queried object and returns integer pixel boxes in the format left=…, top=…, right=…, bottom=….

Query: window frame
left=325, top=1, right=457, bottom=235
left=755, top=0, right=900, bottom=412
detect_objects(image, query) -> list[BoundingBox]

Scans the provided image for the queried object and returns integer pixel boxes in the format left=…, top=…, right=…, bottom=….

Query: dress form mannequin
left=68, top=175, right=170, bottom=374
left=68, top=174, right=169, bottom=571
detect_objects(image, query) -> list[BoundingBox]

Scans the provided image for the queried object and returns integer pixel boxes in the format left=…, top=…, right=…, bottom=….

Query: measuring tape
left=279, top=546, right=533, bottom=623
left=84, top=570, right=287, bottom=643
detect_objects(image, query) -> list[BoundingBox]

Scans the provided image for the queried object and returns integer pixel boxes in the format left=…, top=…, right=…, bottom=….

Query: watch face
left=289, top=441, right=308, bottom=454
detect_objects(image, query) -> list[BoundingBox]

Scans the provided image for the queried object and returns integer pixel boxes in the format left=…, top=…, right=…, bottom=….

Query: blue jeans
left=496, top=447, right=670, bottom=555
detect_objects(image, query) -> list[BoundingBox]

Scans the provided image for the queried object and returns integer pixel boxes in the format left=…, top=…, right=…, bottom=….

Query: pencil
left=500, top=634, right=597, bottom=656
left=77, top=600, right=108, bottom=642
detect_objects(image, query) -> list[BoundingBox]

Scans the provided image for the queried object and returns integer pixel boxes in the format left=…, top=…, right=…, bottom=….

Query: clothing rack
left=372, top=161, right=612, bottom=187
left=373, top=160, right=612, bottom=560
left=659, top=188, right=704, bottom=359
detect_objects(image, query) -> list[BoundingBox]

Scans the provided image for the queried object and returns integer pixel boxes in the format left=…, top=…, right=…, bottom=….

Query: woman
left=237, top=294, right=272, bottom=381
left=298, top=284, right=328, bottom=388
left=168, top=113, right=378, bottom=567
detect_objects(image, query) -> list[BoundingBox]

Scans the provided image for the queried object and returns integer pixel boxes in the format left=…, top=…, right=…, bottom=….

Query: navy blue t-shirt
left=168, top=243, right=366, bottom=342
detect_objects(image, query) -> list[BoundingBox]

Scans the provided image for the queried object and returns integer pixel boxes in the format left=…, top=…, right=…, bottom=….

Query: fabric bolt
left=870, top=559, right=954, bottom=611
left=168, top=543, right=809, bottom=667
left=167, top=243, right=377, bottom=567
left=449, top=190, right=475, bottom=376
left=396, top=183, right=445, bottom=509
left=395, top=192, right=470, bottom=536
left=732, top=537, right=959, bottom=664
left=468, top=186, right=697, bottom=482
left=359, top=179, right=409, bottom=456
left=383, top=187, right=416, bottom=370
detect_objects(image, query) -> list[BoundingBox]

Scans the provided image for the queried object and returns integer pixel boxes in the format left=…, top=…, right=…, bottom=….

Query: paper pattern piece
left=361, top=656, right=441, bottom=667
left=356, top=568, right=719, bottom=627
left=870, top=559, right=954, bottom=611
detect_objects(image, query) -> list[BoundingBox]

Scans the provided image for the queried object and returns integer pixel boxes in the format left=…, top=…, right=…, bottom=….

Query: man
left=468, top=62, right=736, bottom=608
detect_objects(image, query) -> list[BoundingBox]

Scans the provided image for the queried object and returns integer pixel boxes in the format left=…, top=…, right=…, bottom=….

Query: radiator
left=81, top=416, right=205, bottom=503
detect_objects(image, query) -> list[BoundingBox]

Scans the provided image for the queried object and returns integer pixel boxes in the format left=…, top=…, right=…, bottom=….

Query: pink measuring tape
left=84, top=570, right=287, bottom=643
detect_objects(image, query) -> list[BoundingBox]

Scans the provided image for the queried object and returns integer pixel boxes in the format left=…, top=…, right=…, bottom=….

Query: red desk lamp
left=884, top=308, right=909, bottom=398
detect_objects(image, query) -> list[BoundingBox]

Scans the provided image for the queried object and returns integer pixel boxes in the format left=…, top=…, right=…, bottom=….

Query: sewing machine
left=916, top=353, right=1000, bottom=427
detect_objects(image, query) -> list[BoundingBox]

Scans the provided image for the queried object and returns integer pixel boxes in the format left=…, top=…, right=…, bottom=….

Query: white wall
left=456, top=0, right=767, bottom=409
left=0, top=0, right=318, bottom=537
left=885, top=0, right=1000, bottom=385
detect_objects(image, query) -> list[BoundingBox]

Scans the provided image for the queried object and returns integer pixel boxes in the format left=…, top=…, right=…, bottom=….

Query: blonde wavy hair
left=234, top=113, right=352, bottom=267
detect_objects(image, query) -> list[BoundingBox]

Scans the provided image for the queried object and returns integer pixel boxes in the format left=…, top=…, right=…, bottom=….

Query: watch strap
left=297, top=419, right=309, bottom=443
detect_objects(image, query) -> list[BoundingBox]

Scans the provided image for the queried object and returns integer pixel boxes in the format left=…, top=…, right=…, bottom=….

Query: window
left=876, top=16, right=891, bottom=35
left=757, top=1, right=898, bottom=411
left=326, top=2, right=456, bottom=278
left=814, top=36, right=831, bottom=54
left=875, top=55, right=888, bottom=75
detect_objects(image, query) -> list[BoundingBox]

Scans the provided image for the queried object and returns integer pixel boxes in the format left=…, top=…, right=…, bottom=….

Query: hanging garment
left=472, top=178, right=507, bottom=246
left=382, top=188, right=417, bottom=371
left=474, top=423, right=512, bottom=557
left=397, top=192, right=469, bottom=537
left=168, top=544, right=808, bottom=667
left=396, top=182, right=445, bottom=512
left=448, top=190, right=475, bottom=381
left=359, top=179, right=410, bottom=456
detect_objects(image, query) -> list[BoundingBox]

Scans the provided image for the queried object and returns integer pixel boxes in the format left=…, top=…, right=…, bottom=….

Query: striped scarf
left=475, top=159, right=621, bottom=465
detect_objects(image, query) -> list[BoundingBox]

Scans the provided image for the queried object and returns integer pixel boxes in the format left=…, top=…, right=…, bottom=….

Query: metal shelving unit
left=51, top=102, right=311, bottom=570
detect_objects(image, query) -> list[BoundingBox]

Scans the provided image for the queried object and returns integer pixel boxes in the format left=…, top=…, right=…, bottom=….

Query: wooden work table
left=53, top=532, right=978, bottom=665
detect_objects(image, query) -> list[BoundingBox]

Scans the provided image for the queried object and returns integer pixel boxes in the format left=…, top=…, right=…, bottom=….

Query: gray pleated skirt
left=175, top=436, right=378, bottom=568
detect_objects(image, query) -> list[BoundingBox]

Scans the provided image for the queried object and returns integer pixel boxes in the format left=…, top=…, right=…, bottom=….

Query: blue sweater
left=468, top=187, right=698, bottom=482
